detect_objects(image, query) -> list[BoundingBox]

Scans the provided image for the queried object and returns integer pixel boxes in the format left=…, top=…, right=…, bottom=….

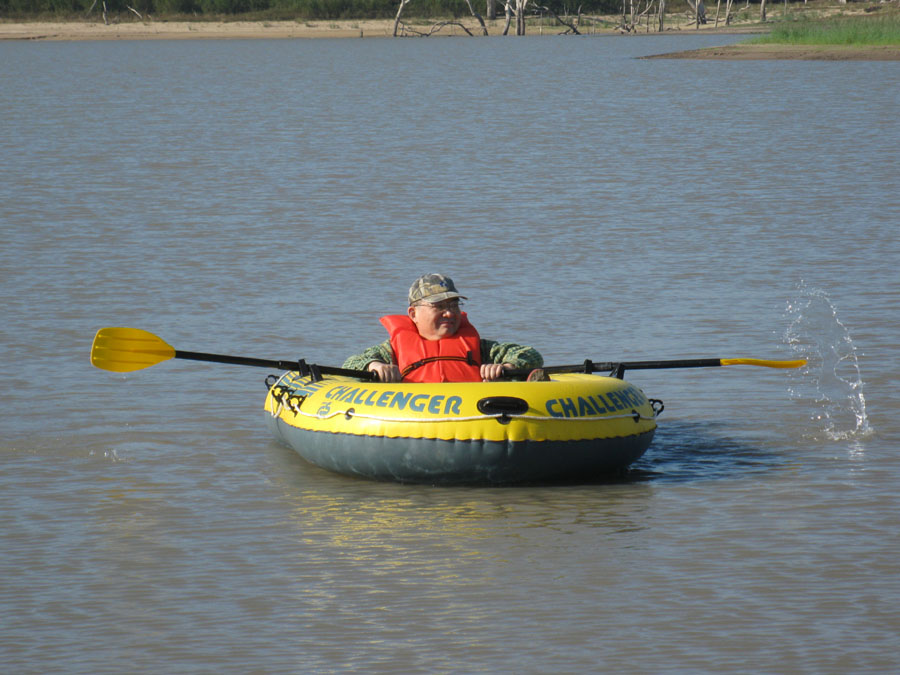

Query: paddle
left=90, top=327, right=378, bottom=380
left=507, top=357, right=806, bottom=380
left=91, top=327, right=804, bottom=382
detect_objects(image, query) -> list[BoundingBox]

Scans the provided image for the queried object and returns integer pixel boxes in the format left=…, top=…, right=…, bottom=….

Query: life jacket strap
left=400, top=351, right=477, bottom=378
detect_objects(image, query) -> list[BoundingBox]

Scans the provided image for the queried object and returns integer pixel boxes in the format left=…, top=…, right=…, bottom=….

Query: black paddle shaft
left=174, top=350, right=378, bottom=380
left=505, top=358, right=724, bottom=380
left=174, top=350, right=719, bottom=382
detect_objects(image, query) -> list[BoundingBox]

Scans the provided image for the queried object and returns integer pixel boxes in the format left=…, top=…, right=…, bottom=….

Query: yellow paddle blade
left=720, top=358, right=807, bottom=369
left=90, top=327, right=176, bottom=372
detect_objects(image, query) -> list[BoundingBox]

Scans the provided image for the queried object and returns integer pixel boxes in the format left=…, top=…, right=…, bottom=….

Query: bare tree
left=715, top=0, right=735, bottom=26
left=618, top=0, right=658, bottom=32
left=515, top=0, right=528, bottom=35
left=502, top=0, right=515, bottom=34
left=681, top=0, right=707, bottom=26
left=462, top=0, right=490, bottom=35
left=760, top=0, right=767, bottom=21
left=392, top=0, right=590, bottom=38
left=395, top=0, right=488, bottom=36
left=393, top=0, right=413, bottom=36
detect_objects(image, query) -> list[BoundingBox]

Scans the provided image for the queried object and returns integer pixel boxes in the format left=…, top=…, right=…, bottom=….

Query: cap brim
left=413, top=291, right=467, bottom=304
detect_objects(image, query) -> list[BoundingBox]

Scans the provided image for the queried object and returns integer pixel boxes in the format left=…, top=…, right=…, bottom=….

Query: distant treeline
left=1, top=0, right=625, bottom=20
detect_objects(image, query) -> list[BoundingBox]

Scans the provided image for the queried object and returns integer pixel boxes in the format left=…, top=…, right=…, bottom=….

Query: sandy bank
left=0, top=20, right=396, bottom=41
left=647, top=42, right=900, bottom=60
left=0, top=17, right=769, bottom=42
left=2, top=18, right=897, bottom=61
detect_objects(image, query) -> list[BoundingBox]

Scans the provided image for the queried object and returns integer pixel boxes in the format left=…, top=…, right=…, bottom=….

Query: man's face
left=408, top=299, right=462, bottom=341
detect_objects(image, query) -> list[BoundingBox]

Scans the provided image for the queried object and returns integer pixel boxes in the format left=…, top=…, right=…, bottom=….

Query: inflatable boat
left=264, top=371, right=660, bottom=485
left=90, top=328, right=805, bottom=486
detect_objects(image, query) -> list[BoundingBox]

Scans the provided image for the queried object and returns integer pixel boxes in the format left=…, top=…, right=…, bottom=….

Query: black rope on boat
left=649, top=398, right=665, bottom=416
left=265, top=373, right=279, bottom=389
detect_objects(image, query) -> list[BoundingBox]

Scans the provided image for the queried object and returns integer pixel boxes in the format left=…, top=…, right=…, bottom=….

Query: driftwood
left=88, top=0, right=143, bottom=22
left=535, top=4, right=583, bottom=34
left=619, top=0, right=656, bottom=32
left=396, top=21, right=476, bottom=36
left=684, top=0, right=707, bottom=24
left=640, top=1, right=656, bottom=31
left=394, top=0, right=486, bottom=36
left=390, top=0, right=593, bottom=38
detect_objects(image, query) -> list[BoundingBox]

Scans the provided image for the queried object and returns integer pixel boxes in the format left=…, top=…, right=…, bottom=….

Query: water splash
left=783, top=283, right=872, bottom=441
left=89, top=448, right=123, bottom=462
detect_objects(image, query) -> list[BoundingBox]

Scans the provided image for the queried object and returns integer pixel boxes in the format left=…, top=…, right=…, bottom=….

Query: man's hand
left=368, top=361, right=402, bottom=383
left=480, top=363, right=513, bottom=382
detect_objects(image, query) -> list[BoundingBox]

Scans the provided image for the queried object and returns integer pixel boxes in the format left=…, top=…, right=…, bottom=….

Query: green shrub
left=754, top=13, right=900, bottom=46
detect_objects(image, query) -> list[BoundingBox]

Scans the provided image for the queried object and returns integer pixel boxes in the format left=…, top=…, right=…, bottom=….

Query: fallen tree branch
left=535, top=4, right=583, bottom=35
left=461, top=0, right=490, bottom=35
left=396, top=20, right=475, bottom=36
left=618, top=0, right=657, bottom=33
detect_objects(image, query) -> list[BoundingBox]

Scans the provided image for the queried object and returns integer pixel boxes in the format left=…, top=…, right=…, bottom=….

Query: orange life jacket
left=380, top=314, right=483, bottom=383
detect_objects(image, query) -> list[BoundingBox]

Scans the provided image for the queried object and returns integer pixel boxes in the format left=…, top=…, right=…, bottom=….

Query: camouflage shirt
left=342, top=338, right=543, bottom=373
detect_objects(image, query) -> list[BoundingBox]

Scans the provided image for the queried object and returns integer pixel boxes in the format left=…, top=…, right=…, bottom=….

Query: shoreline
left=0, top=20, right=394, bottom=41
left=0, top=18, right=764, bottom=42
left=2, top=19, right=897, bottom=60
left=646, top=42, right=900, bottom=60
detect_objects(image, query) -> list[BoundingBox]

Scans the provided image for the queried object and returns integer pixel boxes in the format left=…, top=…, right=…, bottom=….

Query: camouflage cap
left=408, top=274, right=467, bottom=305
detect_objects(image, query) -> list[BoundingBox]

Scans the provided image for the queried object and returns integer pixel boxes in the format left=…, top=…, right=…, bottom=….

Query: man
left=343, top=274, right=543, bottom=383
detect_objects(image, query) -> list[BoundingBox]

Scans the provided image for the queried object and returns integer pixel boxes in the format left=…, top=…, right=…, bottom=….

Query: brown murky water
left=2, top=36, right=897, bottom=672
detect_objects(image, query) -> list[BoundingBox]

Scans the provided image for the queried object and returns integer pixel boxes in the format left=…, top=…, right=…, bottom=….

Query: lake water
left=2, top=33, right=898, bottom=672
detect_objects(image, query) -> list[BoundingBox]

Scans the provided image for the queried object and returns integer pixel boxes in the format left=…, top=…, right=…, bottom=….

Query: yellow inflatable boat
left=90, top=328, right=804, bottom=485
left=264, top=371, right=660, bottom=485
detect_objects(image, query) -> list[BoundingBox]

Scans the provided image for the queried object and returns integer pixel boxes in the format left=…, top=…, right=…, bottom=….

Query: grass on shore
left=751, top=11, right=900, bottom=46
